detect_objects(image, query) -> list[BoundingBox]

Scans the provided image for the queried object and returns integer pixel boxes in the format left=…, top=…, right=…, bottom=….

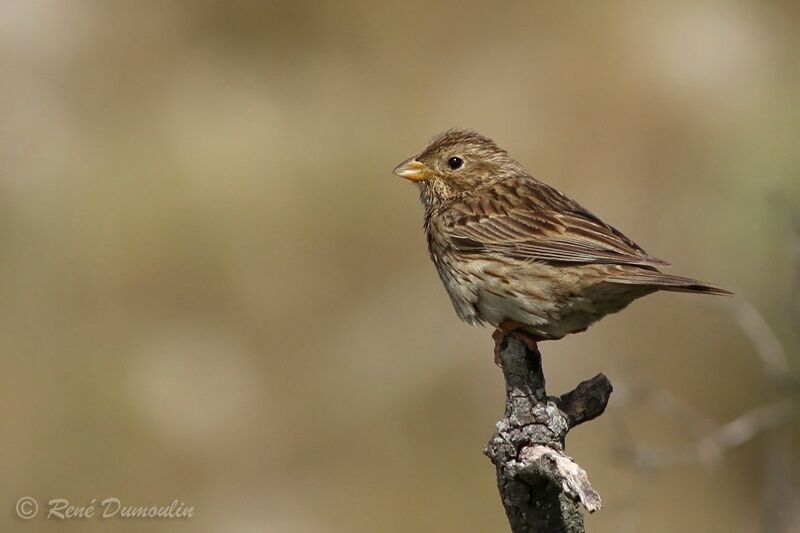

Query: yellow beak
left=392, top=158, right=431, bottom=182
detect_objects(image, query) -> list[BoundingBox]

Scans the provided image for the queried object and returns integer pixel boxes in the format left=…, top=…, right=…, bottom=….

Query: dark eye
left=447, top=156, right=464, bottom=170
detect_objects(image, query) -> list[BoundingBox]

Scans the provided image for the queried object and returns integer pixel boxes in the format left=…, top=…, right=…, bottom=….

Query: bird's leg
left=492, top=329, right=507, bottom=366
left=493, top=320, right=540, bottom=365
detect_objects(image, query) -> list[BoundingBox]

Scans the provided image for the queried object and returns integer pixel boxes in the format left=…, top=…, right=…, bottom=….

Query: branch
left=615, top=296, right=800, bottom=471
left=484, top=335, right=613, bottom=532
left=729, top=298, right=791, bottom=379
left=621, top=397, right=799, bottom=469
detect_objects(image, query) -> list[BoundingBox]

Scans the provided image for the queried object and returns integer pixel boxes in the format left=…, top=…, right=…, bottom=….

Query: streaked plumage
left=394, top=129, right=730, bottom=341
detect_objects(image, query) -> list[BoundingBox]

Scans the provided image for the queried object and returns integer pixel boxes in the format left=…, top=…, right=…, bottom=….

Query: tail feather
left=608, top=271, right=733, bottom=296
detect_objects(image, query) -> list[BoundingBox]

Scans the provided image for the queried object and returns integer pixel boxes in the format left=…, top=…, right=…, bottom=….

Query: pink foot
left=493, top=320, right=540, bottom=365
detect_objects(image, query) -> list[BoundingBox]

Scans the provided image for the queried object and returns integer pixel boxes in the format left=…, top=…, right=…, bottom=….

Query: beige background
left=2, top=1, right=799, bottom=531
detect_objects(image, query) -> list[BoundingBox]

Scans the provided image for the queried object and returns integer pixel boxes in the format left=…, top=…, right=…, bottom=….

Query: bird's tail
left=608, top=271, right=733, bottom=296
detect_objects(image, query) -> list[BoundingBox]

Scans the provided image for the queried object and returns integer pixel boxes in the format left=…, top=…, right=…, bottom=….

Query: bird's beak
left=393, top=158, right=431, bottom=182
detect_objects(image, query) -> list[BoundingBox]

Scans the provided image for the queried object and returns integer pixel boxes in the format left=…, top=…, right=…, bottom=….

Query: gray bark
left=484, top=335, right=612, bottom=533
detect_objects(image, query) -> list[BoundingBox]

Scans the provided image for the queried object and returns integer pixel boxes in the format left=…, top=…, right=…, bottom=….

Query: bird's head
left=393, top=129, right=522, bottom=207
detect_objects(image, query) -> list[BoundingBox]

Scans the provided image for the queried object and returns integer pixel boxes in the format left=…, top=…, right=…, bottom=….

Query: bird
left=393, top=129, right=731, bottom=358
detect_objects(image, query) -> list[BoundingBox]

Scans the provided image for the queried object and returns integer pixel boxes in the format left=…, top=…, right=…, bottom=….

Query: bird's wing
left=440, top=178, right=669, bottom=267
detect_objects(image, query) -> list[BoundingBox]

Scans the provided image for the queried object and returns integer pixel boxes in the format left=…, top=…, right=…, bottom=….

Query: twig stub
left=485, top=336, right=612, bottom=533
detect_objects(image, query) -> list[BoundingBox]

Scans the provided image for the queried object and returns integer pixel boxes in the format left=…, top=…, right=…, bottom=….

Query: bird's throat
left=418, top=178, right=456, bottom=209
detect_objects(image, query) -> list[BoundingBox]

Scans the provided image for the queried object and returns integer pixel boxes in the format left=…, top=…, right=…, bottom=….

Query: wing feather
left=440, top=178, right=669, bottom=268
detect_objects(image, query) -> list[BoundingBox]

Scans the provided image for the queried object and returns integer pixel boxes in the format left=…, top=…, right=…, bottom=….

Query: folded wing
left=440, top=178, right=669, bottom=268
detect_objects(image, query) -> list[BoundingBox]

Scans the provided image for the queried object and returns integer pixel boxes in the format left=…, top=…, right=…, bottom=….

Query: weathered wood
left=484, top=335, right=612, bottom=533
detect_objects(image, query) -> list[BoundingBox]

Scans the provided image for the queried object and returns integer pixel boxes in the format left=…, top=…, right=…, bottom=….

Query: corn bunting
left=393, top=129, right=730, bottom=354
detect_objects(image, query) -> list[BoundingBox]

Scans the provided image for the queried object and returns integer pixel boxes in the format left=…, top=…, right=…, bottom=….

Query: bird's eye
left=447, top=156, right=464, bottom=170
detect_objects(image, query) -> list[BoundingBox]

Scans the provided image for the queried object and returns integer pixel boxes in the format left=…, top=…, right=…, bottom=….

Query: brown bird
left=393, top=129, right=730, bottom=355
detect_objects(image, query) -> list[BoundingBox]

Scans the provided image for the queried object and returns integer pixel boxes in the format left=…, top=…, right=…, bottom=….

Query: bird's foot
left=492, top=320, right=539, bottom=365
left=492, top=329, right=506, bottom=365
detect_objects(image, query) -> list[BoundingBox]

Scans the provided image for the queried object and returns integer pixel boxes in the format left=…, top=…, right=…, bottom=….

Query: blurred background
left=2, top=1, right=799, bottom=531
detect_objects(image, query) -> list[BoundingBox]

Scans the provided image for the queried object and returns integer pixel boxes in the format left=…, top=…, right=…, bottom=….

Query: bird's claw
left=493, top=320, right=539, bottom=365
